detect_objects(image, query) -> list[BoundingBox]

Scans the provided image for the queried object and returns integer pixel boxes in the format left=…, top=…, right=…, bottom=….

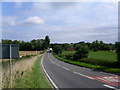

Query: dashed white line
left=48, top=56, right=56, bottom=64
left=62, top=66, right=69, bottom=71
left=51, top=61, right=55, bottom=64
left=103, top=84, right=116, bottom=89
left=73, top=71, right=94, bottom=80
left=56, top=64, right=60, bottom=67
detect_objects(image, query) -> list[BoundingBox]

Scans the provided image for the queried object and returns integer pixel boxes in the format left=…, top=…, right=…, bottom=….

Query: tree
left=62, top=44, right=70, bottom=50
left=53, top=45, right=62, bottom=54
left=2, top=39, right=12, bottom=44
left=115, top=42, right=120, bottom=62
left=73, top=45, right=89, bottom=60
left=44, top=36, right=50, bottom=49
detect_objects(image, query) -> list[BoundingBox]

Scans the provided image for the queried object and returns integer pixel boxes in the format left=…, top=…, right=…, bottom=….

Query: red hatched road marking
left=89, top=75, right=120, bottom=86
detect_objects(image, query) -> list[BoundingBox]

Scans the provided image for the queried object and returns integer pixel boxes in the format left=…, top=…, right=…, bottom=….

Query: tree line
left=51, top=40, right=120, bottom=62
left=2, top=36, right=50, bottom=51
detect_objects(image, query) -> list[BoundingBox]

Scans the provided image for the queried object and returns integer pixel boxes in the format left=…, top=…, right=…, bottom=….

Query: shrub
left=93, top=47, right=98, bottom=52
left=53, top=45, right=62, bottom=54
left=73, top=45, right=89, bottom=60
left=65, top=53, right=74, bottom=60
left=115, top=42, right=120, bottom=62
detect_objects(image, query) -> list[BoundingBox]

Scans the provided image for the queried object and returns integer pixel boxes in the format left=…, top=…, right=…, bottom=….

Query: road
left=41, top=52, right=120, bottom=90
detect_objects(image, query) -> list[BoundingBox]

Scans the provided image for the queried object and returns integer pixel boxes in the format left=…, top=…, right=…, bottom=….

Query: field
left=88, top=51, right=117, bottom=62
left=54, top=50, right=120, bottom=74
left=0, top=51, right=39, bottom=62
left=19, top=51, right=39, bottom=57
left=61, top=51, right=117, bottom=64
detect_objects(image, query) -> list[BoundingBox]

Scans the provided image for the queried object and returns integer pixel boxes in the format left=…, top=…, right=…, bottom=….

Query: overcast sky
left=2, top=2, right=118, bottom=43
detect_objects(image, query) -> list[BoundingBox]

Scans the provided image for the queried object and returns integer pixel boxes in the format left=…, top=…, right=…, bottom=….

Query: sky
left=2, top=2, right=118, bottom=43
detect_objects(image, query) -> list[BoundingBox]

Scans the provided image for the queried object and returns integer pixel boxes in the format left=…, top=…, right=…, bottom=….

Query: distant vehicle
left=49, top=48, right=52, bottom=53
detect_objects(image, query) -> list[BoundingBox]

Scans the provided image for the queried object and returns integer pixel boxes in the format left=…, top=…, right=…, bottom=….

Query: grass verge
left=14, top=55, right=52, bottom=88
left=53, top=53, right=120, bottom=74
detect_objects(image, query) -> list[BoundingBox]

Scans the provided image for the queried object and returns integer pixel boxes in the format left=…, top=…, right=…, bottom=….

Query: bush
left=93, top=47, right=98, bottom=52
left=115, top=42, right=120, bottom=62
left=65, top=53, right=74, bottom=60
left=53, top=45, right=62, bottom=54
left=73, top=45, right=89, bottom=60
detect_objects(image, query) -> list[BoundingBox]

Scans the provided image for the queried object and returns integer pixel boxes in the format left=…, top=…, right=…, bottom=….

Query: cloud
left=23, top=16, right=44, bottom=25
left=2, top=2, right=118, bottom=43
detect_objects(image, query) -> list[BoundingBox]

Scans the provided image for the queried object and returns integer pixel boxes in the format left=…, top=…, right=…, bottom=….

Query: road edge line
left=103, top=84, right=116, bottom=89
left=41, top=54, right=59, bottom=90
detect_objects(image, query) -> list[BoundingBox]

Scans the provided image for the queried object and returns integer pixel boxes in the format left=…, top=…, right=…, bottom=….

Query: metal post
left=9, top=44, right=12, bottom=87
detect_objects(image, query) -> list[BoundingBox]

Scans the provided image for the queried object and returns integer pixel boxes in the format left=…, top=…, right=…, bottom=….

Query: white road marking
left=98, top=76, right=119, bottom=83
left=62, top=66, right=69, bottom=71
left=41, top=55, right=59, bottom=90
left=48, top=55, right=56, bottom=64
left=73, top=71, right=94, bottom=80
left=103, top=84, right=116, bottom=89
left=56, top=64, right=60, bottom=67
left=51, top=61, right=55, bottom=64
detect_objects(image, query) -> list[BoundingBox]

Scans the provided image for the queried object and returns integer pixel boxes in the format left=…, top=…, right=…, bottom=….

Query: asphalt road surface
left=41, top=51, right=120, bottom=90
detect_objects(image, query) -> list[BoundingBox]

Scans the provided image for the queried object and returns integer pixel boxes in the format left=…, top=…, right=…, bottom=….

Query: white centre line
left=103, top=84, right=116, bottom=89
left=73, top=71, right=94, bottom=80
left=51, top=61, right=55, bottom=64
left=62, top=66, right=69, bottom=71
left=56, top=64, right=60, bottom=67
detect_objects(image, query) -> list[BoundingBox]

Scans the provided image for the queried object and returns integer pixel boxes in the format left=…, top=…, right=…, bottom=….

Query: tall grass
left=14, top=55, right=52, bottom=88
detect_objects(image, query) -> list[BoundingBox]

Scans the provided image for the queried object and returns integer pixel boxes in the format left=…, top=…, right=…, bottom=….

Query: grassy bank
left=14, top=55, right=52, bottom=88
left=53, top=51, right=120, bottom=74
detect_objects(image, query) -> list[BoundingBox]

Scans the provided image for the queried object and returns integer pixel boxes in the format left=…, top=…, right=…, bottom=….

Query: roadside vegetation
left=2, top=55, right=38, bottom=88
left=51, top=40, right=120, bottom=74
left=2, top=36, right=50, bottom=88
left=14, top=55, right=52, bottom=88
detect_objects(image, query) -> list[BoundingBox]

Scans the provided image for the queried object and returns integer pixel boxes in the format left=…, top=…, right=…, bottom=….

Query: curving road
left=41, top=51, right=120, bottom=90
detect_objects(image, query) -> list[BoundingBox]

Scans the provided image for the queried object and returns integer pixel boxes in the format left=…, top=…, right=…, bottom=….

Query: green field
left=62, top=50, right=116, bottom=61
left=88, top=51, right=117, bottom=62
left=54, top=50, right=120, bottom=74
left=61, top=51, right=117, bottom=65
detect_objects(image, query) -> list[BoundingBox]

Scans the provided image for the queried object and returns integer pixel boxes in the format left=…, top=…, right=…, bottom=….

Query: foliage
left=115, top=42, right=120, bottom=62
left=73, top=45, right=89, bottom=60
left=90, top=40, right=114, bottom=51
left=62, top=43, right=70, bottom=50
left=2, top=36, right=50, bottom=51
left=65, top=53, right=74, bottom=60
left=53, top=53, right=120, bottom=74
left=53, top=45, right=62, bottom=54
left=44, top=36, right=50, bottom=49
left=93, top=47, right=98, bottom=52
left=58, top=50, right=117, bottom=67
